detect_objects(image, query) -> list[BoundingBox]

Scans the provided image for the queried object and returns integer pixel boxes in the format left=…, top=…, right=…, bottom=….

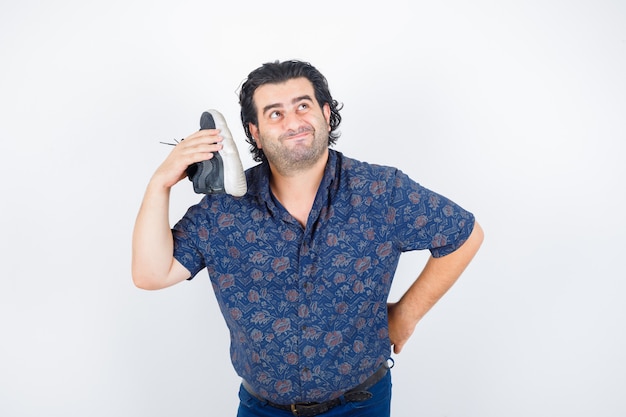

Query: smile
left=282, top=128, right=314, bottom=141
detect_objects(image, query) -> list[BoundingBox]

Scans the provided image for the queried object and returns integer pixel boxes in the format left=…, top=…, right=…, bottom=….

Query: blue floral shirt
left=173, top=149, right=474, bottom=404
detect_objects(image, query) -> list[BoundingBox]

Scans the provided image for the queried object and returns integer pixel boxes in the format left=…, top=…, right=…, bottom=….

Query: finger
left=174, top=140, right=223, bottom=163
left=184, top=129, right=223, bottom=144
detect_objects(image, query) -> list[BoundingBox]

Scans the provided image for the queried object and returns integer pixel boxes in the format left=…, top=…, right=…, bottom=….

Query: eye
left=269, top=110, right=282, bottom=119
left=298, top=103, right=309, bottom=111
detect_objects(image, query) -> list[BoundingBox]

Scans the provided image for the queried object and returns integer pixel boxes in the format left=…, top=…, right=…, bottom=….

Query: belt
left=242, top=364, right=389, bottom=416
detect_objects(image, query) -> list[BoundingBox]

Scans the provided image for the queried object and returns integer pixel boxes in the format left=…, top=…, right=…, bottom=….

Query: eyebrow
left=262, top=95, right=314, bottom=116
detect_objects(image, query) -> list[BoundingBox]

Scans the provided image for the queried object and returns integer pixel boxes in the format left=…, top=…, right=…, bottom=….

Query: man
left=132, top=60, right=484, bottom=416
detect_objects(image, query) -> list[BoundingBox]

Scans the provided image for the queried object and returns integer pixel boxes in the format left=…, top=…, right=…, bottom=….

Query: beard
left=260, top=126, right=329, bottom=176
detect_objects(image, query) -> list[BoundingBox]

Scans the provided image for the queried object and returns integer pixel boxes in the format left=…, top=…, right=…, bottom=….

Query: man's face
left=249, top=77, right=331, bottom=175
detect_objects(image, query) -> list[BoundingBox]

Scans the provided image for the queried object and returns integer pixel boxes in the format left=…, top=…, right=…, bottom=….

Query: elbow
left=472, top=221, right=485, bottom=247
left=131, top=264, right=165, bottom=291
left=461, top=220, right=484, bottom=258
left=132, top=271, right=156, bottom=290
left=131, top=258, right=186, bottom=290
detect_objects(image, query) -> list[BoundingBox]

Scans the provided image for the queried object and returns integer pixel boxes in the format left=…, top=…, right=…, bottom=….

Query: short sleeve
left=172, top=205, right=207, bottom=279
left=390, top=170, right=475, bottom=257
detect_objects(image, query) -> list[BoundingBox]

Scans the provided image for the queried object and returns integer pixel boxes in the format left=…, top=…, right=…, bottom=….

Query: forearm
left=404, top=222, right=482, bottom=319
left=397, top=254, right=466, bottom=324
left=388, top=222, right=484, bottom=352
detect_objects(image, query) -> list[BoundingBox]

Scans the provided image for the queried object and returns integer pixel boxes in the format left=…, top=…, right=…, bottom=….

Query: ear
left=249, top=123, right=262, bottom=148
left=323, top=103, right=331, bottom=130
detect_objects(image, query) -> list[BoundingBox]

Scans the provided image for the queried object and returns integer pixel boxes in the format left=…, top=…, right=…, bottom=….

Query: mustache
left=280, top=126, right=314, bottom=140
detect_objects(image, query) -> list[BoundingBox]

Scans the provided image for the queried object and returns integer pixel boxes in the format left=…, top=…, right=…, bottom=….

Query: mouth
left=282, top=127, right=314, bottom=141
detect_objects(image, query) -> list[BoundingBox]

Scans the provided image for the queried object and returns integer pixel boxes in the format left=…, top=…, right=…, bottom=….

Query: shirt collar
left=248, top=149, right=341, bottom=222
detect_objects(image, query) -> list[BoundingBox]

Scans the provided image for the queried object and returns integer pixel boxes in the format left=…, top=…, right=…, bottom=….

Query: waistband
left=241, top=363, right=390, bottom=416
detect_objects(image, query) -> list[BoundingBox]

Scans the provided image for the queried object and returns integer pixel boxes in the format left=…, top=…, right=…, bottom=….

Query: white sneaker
left=186, top=110, right=247, bottom=196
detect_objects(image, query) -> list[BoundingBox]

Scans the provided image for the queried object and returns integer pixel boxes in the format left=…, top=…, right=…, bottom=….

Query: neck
left=269, top=150, right=328, bottom=227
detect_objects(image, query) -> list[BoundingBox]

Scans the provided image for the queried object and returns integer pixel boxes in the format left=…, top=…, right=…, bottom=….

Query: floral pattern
left=173, top=150, right=474, bottom=404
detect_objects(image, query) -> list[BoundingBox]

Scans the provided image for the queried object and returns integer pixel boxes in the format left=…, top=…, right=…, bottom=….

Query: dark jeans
left=236, top=371, right=392, bottom=417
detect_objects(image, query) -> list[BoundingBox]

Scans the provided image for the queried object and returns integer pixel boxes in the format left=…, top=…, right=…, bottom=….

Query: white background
left=1, top=1, right=625, bottom=416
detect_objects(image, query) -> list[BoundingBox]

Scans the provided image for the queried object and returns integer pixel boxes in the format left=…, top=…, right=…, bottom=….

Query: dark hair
left=238, top=60, right=343, bottom=163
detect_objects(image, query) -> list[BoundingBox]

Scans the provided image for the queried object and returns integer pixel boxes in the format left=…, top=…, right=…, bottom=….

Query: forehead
left=253, top=77, right=317, bottom=108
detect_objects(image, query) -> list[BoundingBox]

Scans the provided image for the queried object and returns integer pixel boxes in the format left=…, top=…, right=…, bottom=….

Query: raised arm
left=388, top=221, right=484, bottom=353
left=131, top=129, right=224, bottom=290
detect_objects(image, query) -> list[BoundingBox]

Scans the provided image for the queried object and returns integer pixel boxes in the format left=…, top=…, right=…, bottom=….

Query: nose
left=283, top=110, right=305, bottom=131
